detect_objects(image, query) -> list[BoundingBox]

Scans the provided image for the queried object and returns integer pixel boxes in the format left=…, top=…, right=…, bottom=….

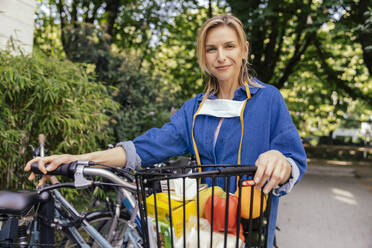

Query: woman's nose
left=216, top=48, right=226, bottom=62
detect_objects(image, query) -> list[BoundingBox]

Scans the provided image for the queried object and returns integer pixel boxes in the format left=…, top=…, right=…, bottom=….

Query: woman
left=25, top=15, right=306, bottom=247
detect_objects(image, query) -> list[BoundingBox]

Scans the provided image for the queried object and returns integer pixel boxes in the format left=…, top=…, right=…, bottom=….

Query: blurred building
left=332, top=121, right=372, bottom=144
left=0, top=0, right=35, bottom=54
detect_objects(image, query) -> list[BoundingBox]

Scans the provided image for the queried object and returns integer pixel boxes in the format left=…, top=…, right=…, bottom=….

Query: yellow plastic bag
left=146, top=193, right=197, bottom=237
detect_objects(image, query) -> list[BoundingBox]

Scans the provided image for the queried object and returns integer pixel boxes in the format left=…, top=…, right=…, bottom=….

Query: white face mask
left=192, top=82, right=251, bottom=166
left=196, top=99, right=245, bottom=118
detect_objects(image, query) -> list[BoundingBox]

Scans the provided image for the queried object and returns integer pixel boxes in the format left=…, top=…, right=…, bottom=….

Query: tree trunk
left=105, top=0, right=121, bottom=37
left=227, top=0, right=314, bottom=88
left=208, top=0, right=212, bottom=18
left=353, top=0, right=372, bottom=76
left=56, top=0, right=67, bottom=51
left=71, top=0, right=77, bottom=27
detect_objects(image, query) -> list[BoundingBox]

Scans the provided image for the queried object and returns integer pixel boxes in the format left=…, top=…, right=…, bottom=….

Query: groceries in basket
left=160, top=177, right=207, bottom=201
left=146, top=178, right=267, bottom=247
left=146, top=192, right=197, bottom=237
left=148, top=215, right=245, bottom=248
left=173, top=216, right=245, bottom=248
left=195, top=186, right=225, bottom=218
left=147, top=217, right=175, bottom=248
left=138, top=165, right=272, bottom=248
left=235, top=180, right=267, bottom=219
left=204, top=192, right=245, bottom=242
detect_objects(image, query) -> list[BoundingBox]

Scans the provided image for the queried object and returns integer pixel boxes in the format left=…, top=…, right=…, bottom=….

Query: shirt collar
left=197, top=78, right=263, bottom=102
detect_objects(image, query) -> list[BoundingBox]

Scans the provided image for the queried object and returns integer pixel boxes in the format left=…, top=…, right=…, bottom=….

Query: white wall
left=0, top=0, right=35, bottom=54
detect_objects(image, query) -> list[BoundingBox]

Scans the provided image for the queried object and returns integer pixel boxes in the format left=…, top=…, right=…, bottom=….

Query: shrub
left=0, top=50, right=119, bottom=189
left=115, top=103, right=172, bottom=141
left=45, top=22, right=173, bottom=141
left=110, top=57, right=173, bottom=140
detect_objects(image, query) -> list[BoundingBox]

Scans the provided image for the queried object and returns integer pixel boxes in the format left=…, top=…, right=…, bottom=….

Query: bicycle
left=0, top=133, right=189, bottom=248
left=0, top=136, right=136, bottom=248
left=25, top=161, right=272, bottom=248
left=0, top=159, right=141, bottom=248
left=1, top=132, right=272, bottom=248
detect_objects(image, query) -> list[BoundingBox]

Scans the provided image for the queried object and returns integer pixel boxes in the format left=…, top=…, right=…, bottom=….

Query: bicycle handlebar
left=31, top=162, right=78, bottom=178
left=30, top=161, right=256, bottom=193
left=31, top=161, right=138, bottom=192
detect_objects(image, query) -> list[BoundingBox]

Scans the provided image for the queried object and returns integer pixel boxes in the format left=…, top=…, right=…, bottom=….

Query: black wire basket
left=135, top=164, right=272, bottom=248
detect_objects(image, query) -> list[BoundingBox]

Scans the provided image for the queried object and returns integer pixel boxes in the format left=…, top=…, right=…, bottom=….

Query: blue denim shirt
left=117, top=79, right=307, bottom=247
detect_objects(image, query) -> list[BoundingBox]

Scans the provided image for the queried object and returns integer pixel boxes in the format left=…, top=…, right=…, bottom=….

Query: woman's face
left=205, top=25, right=247, bottom=87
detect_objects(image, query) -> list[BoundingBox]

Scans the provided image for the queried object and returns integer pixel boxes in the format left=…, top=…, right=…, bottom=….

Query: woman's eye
left=207, top=48, right=216, bottom=52
left=226, top=44, right=235, bottom=49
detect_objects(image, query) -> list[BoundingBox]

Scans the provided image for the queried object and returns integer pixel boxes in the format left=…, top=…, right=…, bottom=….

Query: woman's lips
left=215, top=65, right=230, bottom=70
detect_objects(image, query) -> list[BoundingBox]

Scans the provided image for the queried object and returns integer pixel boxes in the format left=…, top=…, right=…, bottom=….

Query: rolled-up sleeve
left=116, top=141, right=142, bottom=170
left=273, top=157, right=300, bottom=196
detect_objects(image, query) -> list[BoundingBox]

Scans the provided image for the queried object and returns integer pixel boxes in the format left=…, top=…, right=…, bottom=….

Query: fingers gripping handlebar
left=31, top=161, right=138, bottom=192
left=31, top=161, right=79, bottom=178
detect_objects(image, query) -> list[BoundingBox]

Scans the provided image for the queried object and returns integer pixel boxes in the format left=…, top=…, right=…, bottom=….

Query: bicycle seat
left=0, top=191, right=49, bottom=215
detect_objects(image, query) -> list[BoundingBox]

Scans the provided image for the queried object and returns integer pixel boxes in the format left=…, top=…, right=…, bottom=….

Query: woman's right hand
left=24, top=154, right=80, bottom=187
left=24, top=147, right=127, bottom=187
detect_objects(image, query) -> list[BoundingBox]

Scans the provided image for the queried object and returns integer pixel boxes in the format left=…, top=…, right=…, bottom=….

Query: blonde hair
left=197, top=15, right=262, bottom=96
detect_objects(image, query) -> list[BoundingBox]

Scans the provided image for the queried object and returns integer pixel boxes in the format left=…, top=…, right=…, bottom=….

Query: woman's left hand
left=254, top=150, right=291, bottom=194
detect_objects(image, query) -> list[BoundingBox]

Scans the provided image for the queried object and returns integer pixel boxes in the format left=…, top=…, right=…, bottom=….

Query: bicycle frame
left=82, top=167, right=143, bottom=248
left=2, top=134, right=143, bottom=248
left=55, top=189, right=114, bottom=248
left=35, top=134, right=142, bottom=248
left=0, top=173, right=142, bottom=248
left=49, top=166, right=143, bottom=248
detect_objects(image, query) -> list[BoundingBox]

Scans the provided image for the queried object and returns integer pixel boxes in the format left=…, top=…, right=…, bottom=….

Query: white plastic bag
left=174, top=216, right=244, bottom=248
left=161, top=177, right=198, bottom=201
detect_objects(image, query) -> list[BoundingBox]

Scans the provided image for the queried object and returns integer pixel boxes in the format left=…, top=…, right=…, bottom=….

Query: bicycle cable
left=37, top=183, right=75, bottom=194
left=92, top=182, right=137, bottom=192
left=87, top=162, right=136, bottom=181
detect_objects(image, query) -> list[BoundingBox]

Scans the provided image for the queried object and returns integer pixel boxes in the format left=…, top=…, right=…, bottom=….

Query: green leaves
left=0, top=49, right=119, bottom=190
left=30, top=0, right=371, bottom=147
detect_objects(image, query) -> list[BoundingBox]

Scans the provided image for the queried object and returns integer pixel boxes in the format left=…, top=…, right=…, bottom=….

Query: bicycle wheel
left=56, top=210, right=130, bottom=248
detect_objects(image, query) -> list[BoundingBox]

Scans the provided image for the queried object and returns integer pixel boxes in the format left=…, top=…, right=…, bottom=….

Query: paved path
left=276, top=167, right=372, bottom=248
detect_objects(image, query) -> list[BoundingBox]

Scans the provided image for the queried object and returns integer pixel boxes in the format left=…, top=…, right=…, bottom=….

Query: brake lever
left=74, top=164, right=93, bottom=189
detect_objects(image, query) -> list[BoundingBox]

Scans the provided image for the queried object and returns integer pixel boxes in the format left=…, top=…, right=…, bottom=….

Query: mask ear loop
left=236, top=81, right=251, bottom=189
left=192, top=83, right=251, bottom=184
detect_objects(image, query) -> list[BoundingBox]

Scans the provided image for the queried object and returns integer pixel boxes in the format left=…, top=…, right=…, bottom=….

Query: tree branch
left=314, top=36, right=372, bottom=106
left=274, top=1, right=314, bottom=88
left=276, top=31, right=314, bottom=89
left=262, top=1, right=280, bottom=81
